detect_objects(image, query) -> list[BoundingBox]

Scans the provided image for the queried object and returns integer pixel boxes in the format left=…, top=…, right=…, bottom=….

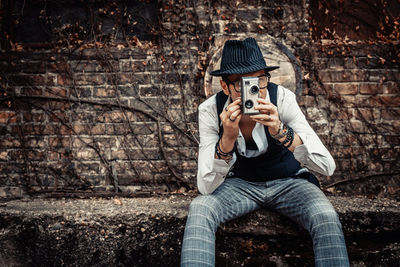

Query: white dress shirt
left=197, top=85, right=336, bottom=195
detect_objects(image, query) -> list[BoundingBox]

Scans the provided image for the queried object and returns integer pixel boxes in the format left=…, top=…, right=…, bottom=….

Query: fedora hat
left=210, top=37, right=279, bottom=76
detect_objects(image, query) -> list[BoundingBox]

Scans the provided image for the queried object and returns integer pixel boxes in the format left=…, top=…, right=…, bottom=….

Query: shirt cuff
left=212, top=152, right=236, bottom=174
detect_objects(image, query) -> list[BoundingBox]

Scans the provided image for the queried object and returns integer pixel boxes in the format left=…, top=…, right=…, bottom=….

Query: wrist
left=219, top=135, right=235, bottom=154
left=221, top=133, right=236, bottom=146
left=215, top=137, right=235, bottom=162
left=271, top=121, right=285, bottom=139
left=270, top=120, right=281, bottom=136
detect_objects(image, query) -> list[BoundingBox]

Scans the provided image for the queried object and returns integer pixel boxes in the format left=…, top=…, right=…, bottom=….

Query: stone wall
left=0, top=0, right=399, bottom=198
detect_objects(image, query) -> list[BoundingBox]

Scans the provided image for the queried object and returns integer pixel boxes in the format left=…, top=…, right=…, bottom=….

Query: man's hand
left=250, top=98, right=280, bottom=136
left=218, top=98, right=242, bottom=153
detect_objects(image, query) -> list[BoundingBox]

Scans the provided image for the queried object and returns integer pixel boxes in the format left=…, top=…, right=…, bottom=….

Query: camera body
left=240, top=76, right=260, bottom=115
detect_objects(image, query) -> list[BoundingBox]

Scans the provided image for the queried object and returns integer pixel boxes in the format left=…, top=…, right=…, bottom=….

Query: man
left=181, top=37, right=349, bottom=266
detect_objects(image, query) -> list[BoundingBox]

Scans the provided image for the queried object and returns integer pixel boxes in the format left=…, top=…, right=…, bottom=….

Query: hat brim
left=210, top=66, right=279, bottom=76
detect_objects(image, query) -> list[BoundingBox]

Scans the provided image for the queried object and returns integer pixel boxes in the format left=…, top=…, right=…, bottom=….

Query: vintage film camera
left=240, top=76, right=260, bottom=115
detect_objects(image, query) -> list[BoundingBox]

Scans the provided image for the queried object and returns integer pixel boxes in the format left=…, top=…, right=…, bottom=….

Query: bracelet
left=274, top=125, right=294, bottom=148
left=271, top=122, right=288, bottom=140
left=217, top=139, right=234, bottom=155
left=282, top=126, right=294, bottom=148
left=215, top=139, right=234, bottom=160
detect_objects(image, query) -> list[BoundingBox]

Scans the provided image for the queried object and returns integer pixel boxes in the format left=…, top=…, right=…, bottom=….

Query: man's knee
left=188, top=195, right=221, bottom=227
left=309, top=206, right=342, bottom=234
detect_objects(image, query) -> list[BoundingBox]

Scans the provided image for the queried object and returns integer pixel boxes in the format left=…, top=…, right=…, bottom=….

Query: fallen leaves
left=114, top=198, right=123, bottom=205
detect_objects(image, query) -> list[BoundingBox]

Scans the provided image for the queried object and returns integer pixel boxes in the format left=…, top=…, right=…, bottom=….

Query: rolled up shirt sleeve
left=277, top=87, right=336, bottom=176
left=196, top=96, right=236, bottom=195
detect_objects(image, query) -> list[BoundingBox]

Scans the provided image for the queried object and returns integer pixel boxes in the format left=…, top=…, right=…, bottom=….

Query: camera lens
left=250, top=85, right=259, bottom=94
left=244, top=100, right=253, bottom=109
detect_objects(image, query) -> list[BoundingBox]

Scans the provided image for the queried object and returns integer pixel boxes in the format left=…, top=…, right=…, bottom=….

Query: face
left=220, top=70, right=268, bottom=100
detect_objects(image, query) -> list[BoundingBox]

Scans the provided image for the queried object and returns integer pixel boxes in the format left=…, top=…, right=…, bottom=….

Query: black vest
left=216, top=83, right=319, bottom=187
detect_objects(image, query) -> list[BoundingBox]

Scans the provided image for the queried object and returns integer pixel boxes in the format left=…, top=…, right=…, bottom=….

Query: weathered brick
left=262, top=7, right=284, bottom=19
left=0, top=61, right=21, bottom=73
left=343, top=57, right=358, bottom=69
left=94, top=87, right=116, bottom=98
left=22, top=62, right=46, bottom=73
left=381, top=108, right=400, bottom=120
left=297, top=95, right=315, bottom=107
left=331, top=134, right=358, bottom=146
left=43, top=87, right=68, bottom=97
left=110, top=148, right=161, bottom=160
left=74, top=74, right=105, bottom=86
left=318, top=70, right=367, bottom=82
left=138, top=86, right=157, bottom=97
left=359, top=83, right=379, bottom=95
left=0, top=151, right=8, bottom=161
left=329, top=107, right=352, bottom=120
left=47, top=111, right=68, bottom=123
left=383, top=135, right=400, bottom=145
left=0, top=138, right=21, bottom=148
left=25, top=137, right=46, bottom=148
left=48, top=62, right=70, bottom=73
left=106, top=122, right=157, bottom=135
left=48, top=137, right=71, bottom=148
left=334, top=83, right=358, bottom=95
left=337, top=95, right=357, bottom=107
left=392, top=120, right=400, bottom=132
left=97, top=111, right=126, bottom=123
left=383, top=81, right=399, bottom=94
left=7, top=75, right=49, bottom=86
left=382, top=70, right=400, bottom=82
left=19, top=86, right=43, bottom=96
left=113, top=73, right=133, bottom=85
left=326, top=58, right=345, bottom=70
left=352, top=108, right=380, bottom=121
left=118, top=85, right=139, bottom=97
left=45, top=100, right=71, bottom=111
left=129, top=134, right=159, bottom=147
left=368, top=95, right=400, bottom=107
left=74, top=162, right=101, bottom=175
left=120, top=60, right=146, bottom=72
left=237, top=9, right=260, bottom=20
left=71, top=61, right=109, bottom=73
left=57, top=74, right=73, bottom=86
left=72, top=137, right=93, bottom=148
left=70, top=87, right=92, bottom=98
left=163, top=134, right=193, bottom=147
left=72, top=124, right=106, bottom=135
left=75, top=149, right=99, bottom=160
left=0, top=112, right=20, bottom=123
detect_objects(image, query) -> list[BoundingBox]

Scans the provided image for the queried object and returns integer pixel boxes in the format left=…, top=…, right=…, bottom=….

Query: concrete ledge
left=0, top=196, right=399, bottom=266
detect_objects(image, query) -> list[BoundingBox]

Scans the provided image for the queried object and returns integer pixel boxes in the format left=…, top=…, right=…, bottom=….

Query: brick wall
left=0, top=0, right=399, bottom=198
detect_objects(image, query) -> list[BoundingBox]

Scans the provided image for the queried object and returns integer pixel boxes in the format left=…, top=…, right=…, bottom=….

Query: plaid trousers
left=181, top=177, right=349, bottom=267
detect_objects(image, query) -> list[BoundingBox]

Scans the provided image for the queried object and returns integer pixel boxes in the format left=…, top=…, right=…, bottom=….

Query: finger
left=250, top=114, right=276, bottom=121
left=255, top=103, right=277, bottom=114
left=257, top=98, right=270, bottom=105
left=230, top=98, right=242, bottom=106
left=226, top=104, right=241, bottom=113
left=250, top=114, right=268, bottom=120
left=256, top=99, right=277, bottom=108
left=231, top=109, right=241, bottom=118
left=254, top=104, right=271, bottom=111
